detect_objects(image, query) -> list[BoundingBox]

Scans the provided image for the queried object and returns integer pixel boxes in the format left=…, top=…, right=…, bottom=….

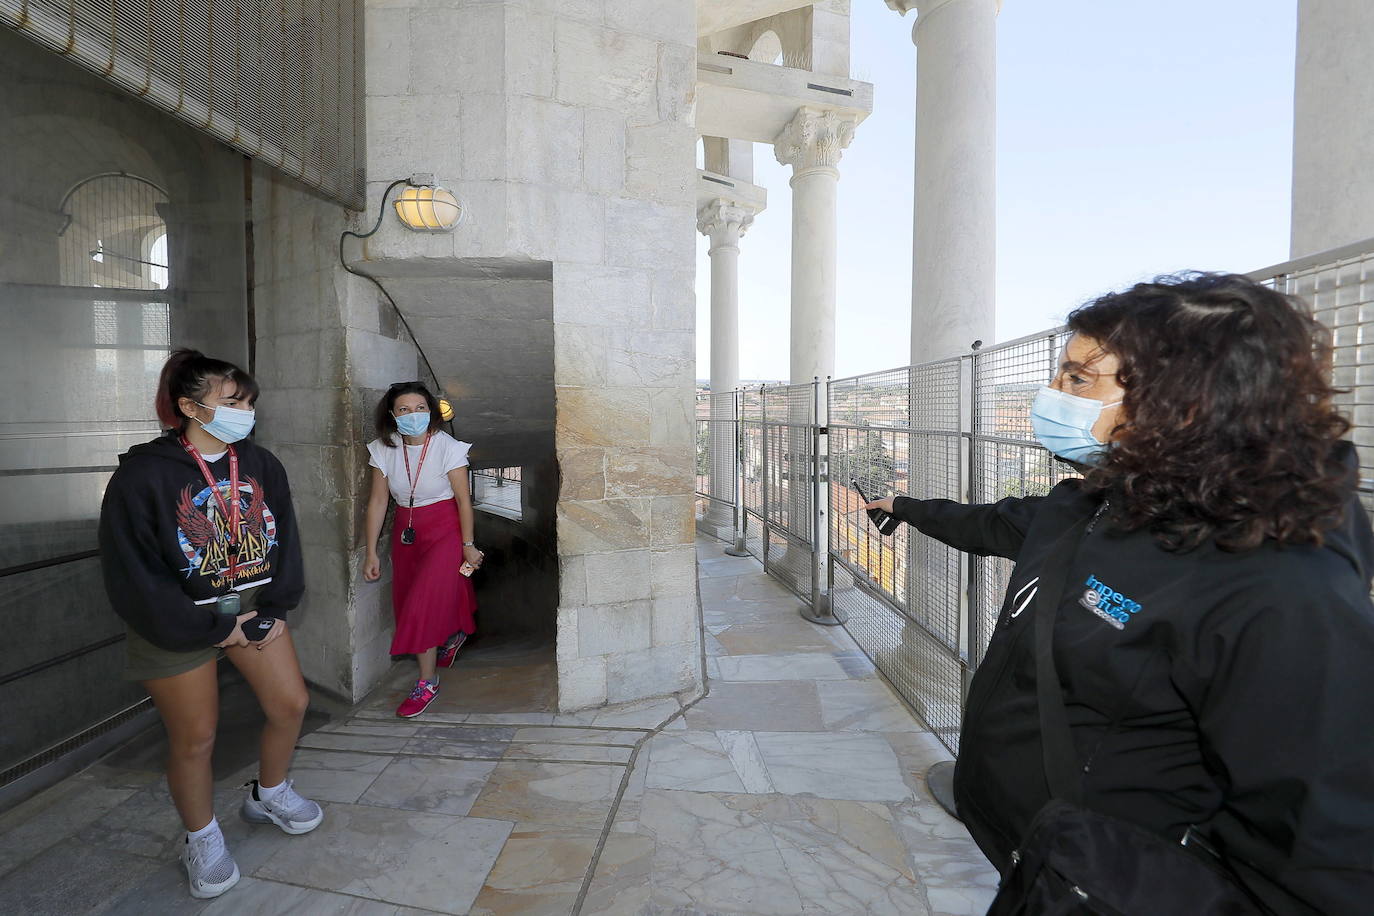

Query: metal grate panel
left=3, top=0, right=364, bottom=207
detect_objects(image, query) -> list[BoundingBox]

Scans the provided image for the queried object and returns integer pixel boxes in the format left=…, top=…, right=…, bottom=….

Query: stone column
left=775, top=106, right=858, bottom=622
left=889, top=0, right=998, bottom=364
left=774, top=106, right=857, bottom=385
left=697, top=198, right=755, bottom=535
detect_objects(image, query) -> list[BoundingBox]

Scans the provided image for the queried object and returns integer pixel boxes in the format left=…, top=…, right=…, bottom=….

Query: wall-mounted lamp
left=394, top=183, right=462, bottom=232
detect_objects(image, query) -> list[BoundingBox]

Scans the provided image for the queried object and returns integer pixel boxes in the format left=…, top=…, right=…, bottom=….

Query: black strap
left=1033, top=514, right=1094, bottom=804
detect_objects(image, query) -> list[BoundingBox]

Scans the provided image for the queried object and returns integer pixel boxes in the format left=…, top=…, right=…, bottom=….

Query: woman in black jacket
left=98, top=350, right=321, bottom=900
left=865, top=273, right=1374, bottom=914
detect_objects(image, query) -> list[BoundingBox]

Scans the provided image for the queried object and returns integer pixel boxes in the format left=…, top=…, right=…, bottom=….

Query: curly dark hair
left=1068, top=272, right=1352, bottom=552
left=374, top=381, right=443, bottom=447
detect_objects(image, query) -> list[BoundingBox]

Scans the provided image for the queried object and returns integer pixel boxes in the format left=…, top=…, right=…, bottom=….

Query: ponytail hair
left=155, top=349, right=260, bottom=431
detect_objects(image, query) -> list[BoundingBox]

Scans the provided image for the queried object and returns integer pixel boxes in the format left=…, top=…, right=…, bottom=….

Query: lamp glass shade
left=394, top=186, right=461, bottom=231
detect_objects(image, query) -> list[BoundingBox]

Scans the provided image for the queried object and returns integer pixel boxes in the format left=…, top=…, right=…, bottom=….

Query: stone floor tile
left=713, top=652, right=850, bottom=682
left=891, top=799, right=1000, bottom=916
left=357, top=756, right=499, bottom=816
left=296, top=731, right=413, bottom=754
left=643, top=731, right=747, bottom=793
left=466, top=760, right=621, bottom=831
left=402, top=734, right=511, bottom=760
left=467, top=828, right=600, bottom=916
left=503, top=743, right=634, bottom=764
left=510, top=727, right=641, bottom=746
left=819, top=679, right=925, bottom=732
left=201, top=876, right=404, bottom=914
left=284, top=749, right=393, bottom=804
left=715, top=730, right=776, bottom=793
left=752, top=731, right=914, bottom=802
left=580, top=831, right=657, bottom=915
left=682, top=681, right=825, bottom=732
left=764, top=795, right=929, bottom=915
left=461, top=712, right=557, bottom=726
left=628, top=789, right=808, bottom=914
left=248, top=803, right=512, bottom=914
left=884, top=730, right=957, bottom=795
left=77, top=779, right=257, bottom=861
left=712, top=621, right=848, bottom=656
left=0, top=775, right=136, bottom=879
left=0, top=841, right=162, bottom=916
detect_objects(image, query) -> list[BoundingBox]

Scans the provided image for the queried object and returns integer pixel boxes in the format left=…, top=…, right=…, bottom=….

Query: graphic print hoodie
left=98, top=434, right=305, bottom=651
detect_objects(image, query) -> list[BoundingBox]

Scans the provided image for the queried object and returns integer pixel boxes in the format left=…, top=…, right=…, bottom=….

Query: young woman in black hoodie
left=865, top=273, right=1374, bottom=914
left=99, top=350, right=321, bottom=900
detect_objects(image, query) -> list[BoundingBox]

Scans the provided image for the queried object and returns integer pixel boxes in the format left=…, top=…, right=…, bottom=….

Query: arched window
left=55, top=173, right=172, bottom=413
left=58, top=173, right=169, bottom=290
left=749, top=30, right=784, bottom=66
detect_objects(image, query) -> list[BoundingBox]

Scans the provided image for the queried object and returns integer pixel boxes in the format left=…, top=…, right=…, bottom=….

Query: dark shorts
left=123, top=587, right=264, bottom=682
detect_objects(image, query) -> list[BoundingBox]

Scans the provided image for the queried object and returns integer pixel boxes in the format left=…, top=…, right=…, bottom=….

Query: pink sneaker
left=438, top=632, right=468, bottom=668
left=396, top=679, right=439, bottom=718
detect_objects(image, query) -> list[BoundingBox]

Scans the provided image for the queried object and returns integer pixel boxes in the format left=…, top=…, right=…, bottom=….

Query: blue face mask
left=394, top=412, right=431, bottom=437
left=195, top=402, right=256, bottom=444
left=1029, top=387, right=1122, bottom=465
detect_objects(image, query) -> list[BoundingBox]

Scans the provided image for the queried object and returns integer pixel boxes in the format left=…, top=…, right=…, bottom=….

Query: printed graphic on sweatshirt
left=1078, top=574, right=1143, bottom=630
left=176, top=476, right=277, bottom=587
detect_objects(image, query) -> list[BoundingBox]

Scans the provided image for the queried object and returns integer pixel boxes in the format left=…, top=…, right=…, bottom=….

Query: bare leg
left=142, top=660, right=221, bottom=831
left=225, top=631, right=309, bottom=788
left=417, top=647, right=437, bottom=683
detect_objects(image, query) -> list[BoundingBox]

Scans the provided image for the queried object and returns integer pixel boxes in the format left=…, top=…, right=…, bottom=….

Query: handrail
left=1247, top=235, right=1374, bottom=281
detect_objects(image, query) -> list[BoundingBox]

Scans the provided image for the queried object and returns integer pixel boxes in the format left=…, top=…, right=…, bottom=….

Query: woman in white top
left=362, top=381, right=482, bottom=717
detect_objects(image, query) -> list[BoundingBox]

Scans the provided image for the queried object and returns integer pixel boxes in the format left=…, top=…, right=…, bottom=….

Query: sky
left=695, top=0, right=1299, bottom=383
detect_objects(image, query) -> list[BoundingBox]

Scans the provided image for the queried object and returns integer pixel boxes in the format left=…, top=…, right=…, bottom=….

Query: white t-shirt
left=366, top=431, right=472, bottom=508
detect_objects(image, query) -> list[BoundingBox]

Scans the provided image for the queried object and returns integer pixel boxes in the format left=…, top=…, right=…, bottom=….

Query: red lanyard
left=181, top=436, right=240, bottom=585
left=401, top=432, right=433, bottom=516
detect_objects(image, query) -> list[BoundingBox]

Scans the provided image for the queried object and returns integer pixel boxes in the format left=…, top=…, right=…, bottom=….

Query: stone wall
left=357, top=0, right=703, bottom=710
left=251, top=164, right=419, bottom=700
left=1291, top=0, right=1374, bottom=256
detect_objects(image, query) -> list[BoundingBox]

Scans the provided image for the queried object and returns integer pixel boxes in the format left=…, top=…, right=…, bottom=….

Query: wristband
left=463, top=541, right=475, bottom=547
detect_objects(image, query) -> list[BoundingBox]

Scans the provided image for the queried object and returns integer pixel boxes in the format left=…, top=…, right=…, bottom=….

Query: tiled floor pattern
left=0, top=537, right=998, bottom=915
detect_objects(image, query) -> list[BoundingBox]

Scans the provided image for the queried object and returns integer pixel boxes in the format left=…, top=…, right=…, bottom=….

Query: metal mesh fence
left=828, top=360, right=966, bottom=748
left=2, top=0, right=364, bottom=207
left=760, top=383, right=817, bottom=603
left=695, top=391, right=738, bottom=508
left=1256, top=249, right=1374, bottom=516
left=967, top=331, right=1078, bottom=670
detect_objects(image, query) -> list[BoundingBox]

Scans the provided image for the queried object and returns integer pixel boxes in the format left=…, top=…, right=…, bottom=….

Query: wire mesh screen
left=695, top=391, right=738, bottom=507
left=1259, top=252, right=1374, bottom=517
left=739, top=388, right=766, bottom=561
left=757, top=383, right=816, bottom=602
left=968, top=332, right=1077, bottom=669
left=2, top=0, right=364, bottom=207
left=828, top=360, right=966, bottom=751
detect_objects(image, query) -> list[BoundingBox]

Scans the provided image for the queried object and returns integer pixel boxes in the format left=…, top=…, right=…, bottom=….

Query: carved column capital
left=887, top=0, right=1002, bottom=43
left=696, top=198, right=757, bottom=240
left=773, top=107, right=860, bottom=174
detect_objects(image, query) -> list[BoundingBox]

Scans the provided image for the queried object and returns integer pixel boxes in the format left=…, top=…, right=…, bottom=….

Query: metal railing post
left=802, top=376, right=845, bottom=625
left=726, top=388, right=749, bottom=557
left=760, top=385, right=770, bottom=574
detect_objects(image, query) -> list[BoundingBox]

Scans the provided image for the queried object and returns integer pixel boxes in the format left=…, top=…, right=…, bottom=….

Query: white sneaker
left=240, top=778, right=324, bottom=835
left=182, top=826, right=240, bottom=899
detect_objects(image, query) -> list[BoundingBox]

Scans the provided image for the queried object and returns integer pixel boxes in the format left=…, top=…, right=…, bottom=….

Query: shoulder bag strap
left=1033, top=513, right=1095, bottom=805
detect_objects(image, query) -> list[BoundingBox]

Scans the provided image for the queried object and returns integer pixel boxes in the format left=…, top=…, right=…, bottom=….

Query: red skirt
left=389, top=499, right=477, bottom=655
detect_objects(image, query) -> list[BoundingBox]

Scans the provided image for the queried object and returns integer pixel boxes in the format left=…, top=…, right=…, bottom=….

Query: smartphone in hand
left=851, top=480, right=902, bottom=536
left=241, top=616, right=276, bottom=642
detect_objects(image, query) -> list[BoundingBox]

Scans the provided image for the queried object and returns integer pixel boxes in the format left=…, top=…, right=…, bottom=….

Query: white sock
left=257, top=779, right=285, bottom=801
left=187, top=817, right=220, bottom=841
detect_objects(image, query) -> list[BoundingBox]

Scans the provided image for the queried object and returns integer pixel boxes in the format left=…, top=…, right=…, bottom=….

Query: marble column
left=888, top=0, right=997, bottom=364
left=774, top=106, right=859, bottom=622
left=774, top=106, right=857, bottom=385
left=697, top=198, right=756, bottom=535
